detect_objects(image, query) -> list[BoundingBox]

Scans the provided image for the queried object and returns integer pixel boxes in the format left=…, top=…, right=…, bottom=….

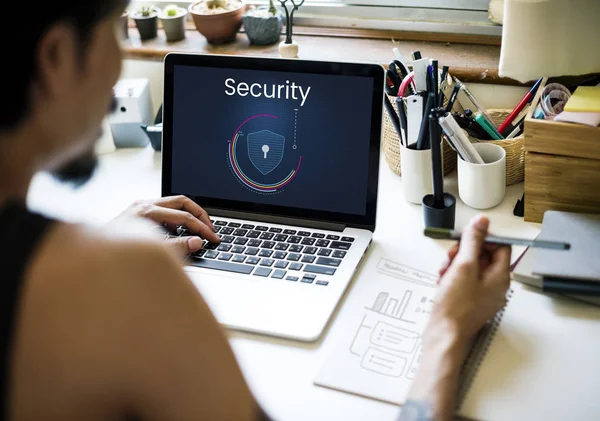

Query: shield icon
left=247, top=129, right=285, bottom=175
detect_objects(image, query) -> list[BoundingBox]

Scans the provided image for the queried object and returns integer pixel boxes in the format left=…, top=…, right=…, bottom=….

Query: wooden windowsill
left=121, top=27, right=521, bottom=86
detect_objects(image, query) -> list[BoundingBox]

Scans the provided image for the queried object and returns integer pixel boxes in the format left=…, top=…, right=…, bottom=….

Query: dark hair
left=1, top=0, right=128, bottom=131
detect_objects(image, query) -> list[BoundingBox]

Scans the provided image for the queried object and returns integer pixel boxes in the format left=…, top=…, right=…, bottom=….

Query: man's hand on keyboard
left=116, top=195, right=220, bottom=254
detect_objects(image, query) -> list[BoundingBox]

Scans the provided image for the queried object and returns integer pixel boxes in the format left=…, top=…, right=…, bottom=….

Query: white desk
left=27, top=146, right=542, bottom=421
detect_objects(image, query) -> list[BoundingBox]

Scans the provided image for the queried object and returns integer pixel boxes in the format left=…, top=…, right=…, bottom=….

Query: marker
left=424, top=227, right=571, bottom=250
left=498, top=77, right=543, bottom=136
left=412, top=51, right=429, bottom=92
left=474, top=112, right=504, bottom=140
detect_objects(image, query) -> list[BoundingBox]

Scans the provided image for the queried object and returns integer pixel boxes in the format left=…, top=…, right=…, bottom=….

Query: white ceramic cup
left=400, top=143, right=433, bottom=204
left=458, top=143, right=506, bottom=209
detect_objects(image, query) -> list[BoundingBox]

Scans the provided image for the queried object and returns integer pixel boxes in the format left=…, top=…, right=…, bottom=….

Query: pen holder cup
left=422, top=193, right=456, bottom=229
left=400, top=143, right=433, bottom=204
left=458, top=143, right=506, bottom=209
left=382, top=94, right=457, bottom=177
left=462, top=109, right=525, bottom=186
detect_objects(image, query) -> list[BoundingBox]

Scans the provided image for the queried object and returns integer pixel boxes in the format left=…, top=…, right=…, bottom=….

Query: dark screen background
left=171, top=65, right=374, bottom=216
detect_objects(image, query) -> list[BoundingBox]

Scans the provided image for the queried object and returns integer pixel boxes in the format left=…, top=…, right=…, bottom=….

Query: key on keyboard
left=189, top=258, right=253, bottom=274
left=330, top=241, right=352, bottom=251
left=259, top=249, right=273, bottom=258
left=248, top=239, right=262, bottom=247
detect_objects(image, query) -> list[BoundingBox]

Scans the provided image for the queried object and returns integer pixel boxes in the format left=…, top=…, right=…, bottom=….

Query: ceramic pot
left=132, top=8, right=160, bottom=40
left=242, top=6, right=283, bottom=45
left=160, top=7, right=188, bottom=42
left=189, top=0, right=246, bottom=44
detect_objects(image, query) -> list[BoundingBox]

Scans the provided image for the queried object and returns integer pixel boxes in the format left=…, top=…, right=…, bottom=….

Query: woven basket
left=462, top=109, right=525, bottom=186
left=382, top=95, right=457, bottom=177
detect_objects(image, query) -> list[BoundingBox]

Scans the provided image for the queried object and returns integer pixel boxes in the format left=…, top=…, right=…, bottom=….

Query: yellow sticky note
left=564, top=86, right=600, bottom=113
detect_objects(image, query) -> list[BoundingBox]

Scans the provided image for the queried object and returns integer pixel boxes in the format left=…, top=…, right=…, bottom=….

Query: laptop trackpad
left=186, top=269, right=331, bottom=341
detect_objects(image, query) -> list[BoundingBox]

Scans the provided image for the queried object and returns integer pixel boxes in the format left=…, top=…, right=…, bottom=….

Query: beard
left=51, top=96, right=118, bottom=187
left=50, top=149, right=98, bottom=188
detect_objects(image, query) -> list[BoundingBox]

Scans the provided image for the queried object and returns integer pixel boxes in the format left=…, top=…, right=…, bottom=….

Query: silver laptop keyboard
left=170, top=220, right=355, bottom=286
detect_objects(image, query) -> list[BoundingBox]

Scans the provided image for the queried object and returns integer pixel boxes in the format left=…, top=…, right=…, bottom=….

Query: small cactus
left=139, top=5, right=153, bottom=16
left=206, top=0, right=229, bottom=8
left=164, top=4, right=180, bottom=16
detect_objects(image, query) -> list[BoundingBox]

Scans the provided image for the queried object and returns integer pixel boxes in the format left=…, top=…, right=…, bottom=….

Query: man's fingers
left=438, top=244, right=460, bottom=278
left=167, top=236, right=204, bottom=255
left=147, top=206, right=220, bottom=243
left=456, top=215, right=490, bottom=262
left=483, top=246, right=512, bottom=286
left=156, top=195, right=215, bottom=230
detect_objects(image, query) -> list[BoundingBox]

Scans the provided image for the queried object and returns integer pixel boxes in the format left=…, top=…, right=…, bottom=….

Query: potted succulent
left=189, top=0, right=246, bottom=44
left=132, top=6, right=160, bottom=40
left=242, top=1, right=283, bottom=46
left=120, top=10, right=129, bottom=39
left=160, top=4, right=188, bottom=42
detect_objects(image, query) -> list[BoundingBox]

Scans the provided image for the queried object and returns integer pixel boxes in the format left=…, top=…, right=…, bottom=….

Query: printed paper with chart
left=314, top=256, right=439, bottom=405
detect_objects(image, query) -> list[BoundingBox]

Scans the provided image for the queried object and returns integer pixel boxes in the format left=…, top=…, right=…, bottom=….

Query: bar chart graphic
left=347, top=261, right=437, bottom=379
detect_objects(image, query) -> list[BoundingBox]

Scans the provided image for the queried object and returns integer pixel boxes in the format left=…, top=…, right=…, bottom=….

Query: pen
left=438, top=65, right=449, bottom=107
left=431, top=59, right=439, bottom=107
left=429, top=110, right=445, bottom=208
left=396, top=97, right=408, bottom=147
left=423, top=227, right=571, bottom=250
left=498, top=77, right=543, bottom=136
left=444, top=84, right=460, bottom=113
left=415, top=67, right=435, bottom=150
left=506, top=121, right=524, bottom=139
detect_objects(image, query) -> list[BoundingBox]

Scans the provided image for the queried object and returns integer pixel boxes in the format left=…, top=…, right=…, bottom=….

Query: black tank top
left=0, top=202, right=54, bottom=420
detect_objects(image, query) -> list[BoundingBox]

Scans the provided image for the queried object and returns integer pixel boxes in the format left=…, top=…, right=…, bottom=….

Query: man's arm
left=107, top=242, right=264, bottom=421
left=397, top=216, right=511, bottom=421
left=13, top=221, right=269, bottom=421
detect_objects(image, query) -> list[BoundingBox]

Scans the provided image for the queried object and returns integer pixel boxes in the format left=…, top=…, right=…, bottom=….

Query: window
left=132, top=0, right=501, bottom=35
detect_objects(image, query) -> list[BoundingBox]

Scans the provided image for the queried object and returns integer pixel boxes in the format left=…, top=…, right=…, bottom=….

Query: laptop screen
left=162, top=54, right=384, bottom=229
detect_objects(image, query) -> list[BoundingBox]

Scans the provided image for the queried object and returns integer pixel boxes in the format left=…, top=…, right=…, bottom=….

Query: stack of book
left=512, top=211, right=600, bottom=305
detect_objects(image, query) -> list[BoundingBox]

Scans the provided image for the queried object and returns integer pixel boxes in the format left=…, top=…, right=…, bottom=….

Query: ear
left=35, top=23, right=80, bottom=100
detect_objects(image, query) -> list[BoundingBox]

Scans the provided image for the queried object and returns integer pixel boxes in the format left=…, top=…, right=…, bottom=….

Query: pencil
left=424, top=228, right=571, bottom=250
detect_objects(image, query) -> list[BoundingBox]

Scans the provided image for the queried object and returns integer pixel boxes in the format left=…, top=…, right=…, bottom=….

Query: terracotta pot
left=189, top=0, right=246, bottom=44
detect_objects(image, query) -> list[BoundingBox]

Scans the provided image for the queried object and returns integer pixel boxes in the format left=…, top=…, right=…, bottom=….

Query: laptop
left=161, top=53, right=385, bottom=342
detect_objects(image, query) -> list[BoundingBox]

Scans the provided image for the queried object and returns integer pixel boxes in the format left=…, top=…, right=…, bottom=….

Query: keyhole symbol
left=262, top=144, right=270, bottom=159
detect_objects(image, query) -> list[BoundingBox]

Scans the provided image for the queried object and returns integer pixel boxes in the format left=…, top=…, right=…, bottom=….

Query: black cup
left=422, top=193, right=456, bottom=229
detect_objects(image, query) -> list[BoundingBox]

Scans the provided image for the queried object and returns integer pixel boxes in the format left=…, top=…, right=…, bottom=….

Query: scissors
left=387, top=60, right=415, bottom=97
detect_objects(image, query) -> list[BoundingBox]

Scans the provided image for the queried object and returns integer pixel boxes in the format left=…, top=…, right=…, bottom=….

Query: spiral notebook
left=313, top=255, right=513, bottom=409
left=315, top=269, right=600, bottom=420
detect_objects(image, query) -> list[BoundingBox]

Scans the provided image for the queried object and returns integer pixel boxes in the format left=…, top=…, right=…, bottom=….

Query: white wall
left=119, top=59, right=529, bottom=117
